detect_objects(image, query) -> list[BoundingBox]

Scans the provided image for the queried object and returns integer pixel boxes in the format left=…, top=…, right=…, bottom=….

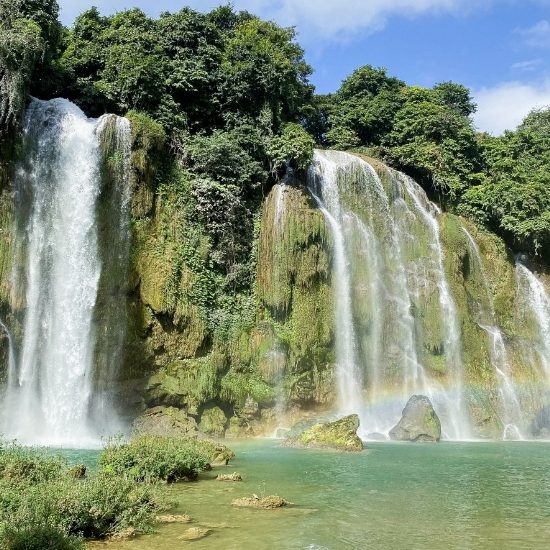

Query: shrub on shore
left=0, top=443, right=163, bottom=545
left=98, top=435, right=216, bottom=482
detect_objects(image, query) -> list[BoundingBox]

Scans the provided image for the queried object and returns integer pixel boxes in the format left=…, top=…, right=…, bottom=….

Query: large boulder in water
left=389, top=395, right=441, bottom=442
left=284, top=414, right=364, bottom=451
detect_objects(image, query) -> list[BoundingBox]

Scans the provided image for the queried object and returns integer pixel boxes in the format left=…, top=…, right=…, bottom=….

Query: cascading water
left=308, top=156, right=364, bottom=419
left=1, top=98, right=131, bottom=446
left=463, top=229, right=524, bottom=439
left=516, top=263, right=550, bottom=386
left=308, top=150, right=471, bottom=439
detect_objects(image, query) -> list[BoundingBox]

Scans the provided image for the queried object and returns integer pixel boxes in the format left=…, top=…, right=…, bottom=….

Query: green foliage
left=0, top=525, right=84, bottom=550
left=458, top=108, right=550, bottom=254
left=59, top=6, right=312, bottom=135
left=326, top=65, right=405, bottom=147
left=266, top=122, right=315, bottom=176
left=0, top=1, right=44, bottom=134
left=384, top=87, right=480, bottom=195
left=0, top=444, right=66, bottom=485
left=220, top=17, right=312, bottom=126
left=98, top=435, right=213, bottom=482
left=0, top=443, right=162, bottom=542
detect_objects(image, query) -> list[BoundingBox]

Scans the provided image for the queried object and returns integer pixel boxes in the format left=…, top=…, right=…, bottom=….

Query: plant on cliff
left=0, top=1, right=43, bottom=134
left=266, top=122, right=315, bottom=177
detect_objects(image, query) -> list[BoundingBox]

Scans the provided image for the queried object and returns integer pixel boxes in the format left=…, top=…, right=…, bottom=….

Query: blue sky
left=57, top=0, right=550, bottom=134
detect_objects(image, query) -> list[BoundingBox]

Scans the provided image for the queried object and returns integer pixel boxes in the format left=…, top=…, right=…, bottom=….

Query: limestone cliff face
left=126, top=170, right=335, bottom=435
left=255, top=183, right=334, bottom=411
left=2, top=131, right=550, bottom=440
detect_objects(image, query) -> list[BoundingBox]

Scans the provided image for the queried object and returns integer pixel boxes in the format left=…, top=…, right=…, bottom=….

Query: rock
left=284, top=414, right=363, bottom=452
left=531, top=404, right=550, bottom=437
left=199, top=406, right=227, bottom=438
left=232, top=495, right=290, bottom=509
left=108, top=527, right=137, bottom=541
left=156, top=514, right=192, bottom=524
left=239, top=396, right=260, bottom=421
left=133, top=406, right=197, bottom=437
left=178, top=527, right=211, bottom=541
left=389, top=395, right=441, bottom=442
left=216, top=472, right=242, bottom=481
left=197, top=439, right=236, bottom=465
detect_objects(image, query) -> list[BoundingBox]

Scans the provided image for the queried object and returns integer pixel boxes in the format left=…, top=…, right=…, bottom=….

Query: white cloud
left=473, top=80, right=550, bottom=135
left=58, top=0, right=482, bottom=37
left=511, top=59, right=543, bottom=71
left=516, top=19, right=550, bottom=48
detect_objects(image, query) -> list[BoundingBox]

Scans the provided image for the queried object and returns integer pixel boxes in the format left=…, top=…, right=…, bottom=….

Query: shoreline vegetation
left=0, top=435, right=237, bottom=549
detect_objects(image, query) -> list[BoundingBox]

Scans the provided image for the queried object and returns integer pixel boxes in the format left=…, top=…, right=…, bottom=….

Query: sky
left=56, top=0, right=550, bottom=134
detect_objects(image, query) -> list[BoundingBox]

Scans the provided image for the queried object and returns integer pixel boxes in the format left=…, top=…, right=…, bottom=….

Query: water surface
left=85, top=440, right=550, bottom=550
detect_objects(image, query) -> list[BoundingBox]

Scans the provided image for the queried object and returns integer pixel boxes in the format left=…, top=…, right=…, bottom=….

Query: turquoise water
left=86, top=440, right=550, bottom=549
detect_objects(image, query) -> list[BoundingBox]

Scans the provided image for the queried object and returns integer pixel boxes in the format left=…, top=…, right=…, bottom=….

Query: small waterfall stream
left=308, top=161, right=364, bottom=418
left=516, top=263, right=550, bottom=384
left=1, top=98, right=132, bottom=446
left=463, top=228, right=524, bottom=439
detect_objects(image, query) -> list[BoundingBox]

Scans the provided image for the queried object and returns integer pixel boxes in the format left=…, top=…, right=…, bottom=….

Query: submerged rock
left=133, top=406, right=197, bottom=437
left=108, top=527, right=137, bottom=541
left=284, top=414, right=364, bottom=452
left=178, top=527, right=211, bottom=541
left=389, top=395, right=441, bottom=442
left=216, top=472, right=242, bottom=481
left=232, top=495, right=290, bottom=509
left=157, top=514, right=192, bottom=524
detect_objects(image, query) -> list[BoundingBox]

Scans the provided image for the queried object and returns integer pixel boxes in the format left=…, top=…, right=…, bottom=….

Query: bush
left=0, top=444, right=66, bottom=485
left=0, top=443, right=163, bottom=541
left=0, top=525, right=84, bottom=550
left=98, top=435, right=215, bottom=482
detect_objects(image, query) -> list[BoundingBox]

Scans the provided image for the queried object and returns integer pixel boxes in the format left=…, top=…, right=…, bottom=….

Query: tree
left=0, top=0, right=47, bottom=134
left=219, top=17, right=313, bottom=129
left=326, top=65, right=405, bottom=147
left=459, top=107, right=550, bottom=254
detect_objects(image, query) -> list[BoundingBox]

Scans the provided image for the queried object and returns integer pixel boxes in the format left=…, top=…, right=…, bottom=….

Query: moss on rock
left=285, top=414, right=364, bottom=451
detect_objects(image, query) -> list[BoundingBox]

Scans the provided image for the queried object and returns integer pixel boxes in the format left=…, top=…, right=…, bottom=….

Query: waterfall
left=516, top=263, right=550, bottom=385
left=308, top=150, right=471, bottom=439
left=1, top=98, right=132, bottom=446
left=308, top=153, right=364, bottom=419
left=463, top=229, right=524, bottom=439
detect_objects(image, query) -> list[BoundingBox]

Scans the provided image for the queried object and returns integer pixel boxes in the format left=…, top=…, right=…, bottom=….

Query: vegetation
left=0, top=443, right=163, bottom=547
left=98, top=435, right=217, bottom=482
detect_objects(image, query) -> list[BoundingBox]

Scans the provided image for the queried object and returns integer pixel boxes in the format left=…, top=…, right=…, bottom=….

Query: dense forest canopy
left=1, top=0, right=549, bottom=259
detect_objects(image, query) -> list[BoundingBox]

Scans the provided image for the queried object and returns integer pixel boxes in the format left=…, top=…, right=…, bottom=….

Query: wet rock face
left=199, top=406, right=227, bottom=438
left=389, top=395, right=441, bottom=442
left=284, top=414, right=364, bottom=451
left=531, top=405, right=550, bottom=438
left=132, top=406, right=197, bottom=437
